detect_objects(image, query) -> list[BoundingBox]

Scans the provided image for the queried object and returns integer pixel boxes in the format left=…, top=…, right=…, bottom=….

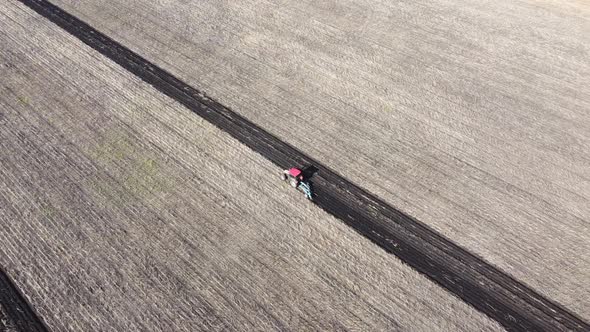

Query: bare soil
left=0, top=2, right=504, bottom=331
left=42, top=0, right=590, bottom=319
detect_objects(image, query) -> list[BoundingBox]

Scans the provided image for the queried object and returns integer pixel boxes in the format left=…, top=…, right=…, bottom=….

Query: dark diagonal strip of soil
left=0, top=267, right=48, bottom=332
left=16, top=0, right=590, bottom=331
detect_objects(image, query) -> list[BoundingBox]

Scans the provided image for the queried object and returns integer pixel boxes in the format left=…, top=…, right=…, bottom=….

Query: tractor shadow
left=302, top=165, right=319, bottom=181
left=300, top=165, right=318, bottom=200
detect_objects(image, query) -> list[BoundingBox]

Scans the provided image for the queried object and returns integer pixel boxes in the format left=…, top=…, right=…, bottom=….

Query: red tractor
left=282, top=167, right=313, bottom=200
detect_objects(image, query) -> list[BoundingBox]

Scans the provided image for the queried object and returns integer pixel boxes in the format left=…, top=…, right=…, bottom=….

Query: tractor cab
left=283, top=167, right=304, bottom=187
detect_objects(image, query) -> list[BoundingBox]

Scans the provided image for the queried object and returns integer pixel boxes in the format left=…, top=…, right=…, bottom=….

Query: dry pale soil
left=44, top=0, right=590, bottom=319
left=0, top=1, right=505, bottom=331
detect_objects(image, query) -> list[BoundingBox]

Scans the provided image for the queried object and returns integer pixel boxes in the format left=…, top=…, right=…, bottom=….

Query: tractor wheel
left=289, top=178, right=298, bottom=188
left=281, top=173, right=288, bottom=181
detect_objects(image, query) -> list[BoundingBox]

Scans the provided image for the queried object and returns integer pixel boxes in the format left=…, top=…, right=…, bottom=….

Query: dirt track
left=39, top=0, right=590, bottom=320
left=0, top=1, right=505, bottom=331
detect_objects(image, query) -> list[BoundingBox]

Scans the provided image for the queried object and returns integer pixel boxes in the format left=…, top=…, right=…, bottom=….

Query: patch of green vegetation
left=87, top=131, right=173, bottom=204
left=85, top=176, right=133, bottom=207
left=123, top=157, right=169, bottom=197
left=90, top=133, right=135, bottom=164
left=40, top=204, right=58, bottom=219
left=141, top=158, right=158, bottom=175
left=16, top=95, right=29, bottom=106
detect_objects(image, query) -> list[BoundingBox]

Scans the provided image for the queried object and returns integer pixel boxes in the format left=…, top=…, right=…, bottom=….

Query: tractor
left=281, top=167, right=313, bottom=200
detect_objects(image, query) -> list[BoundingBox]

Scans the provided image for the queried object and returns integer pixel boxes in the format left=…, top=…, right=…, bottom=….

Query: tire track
left=15, top=0, right=590, bottom=331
